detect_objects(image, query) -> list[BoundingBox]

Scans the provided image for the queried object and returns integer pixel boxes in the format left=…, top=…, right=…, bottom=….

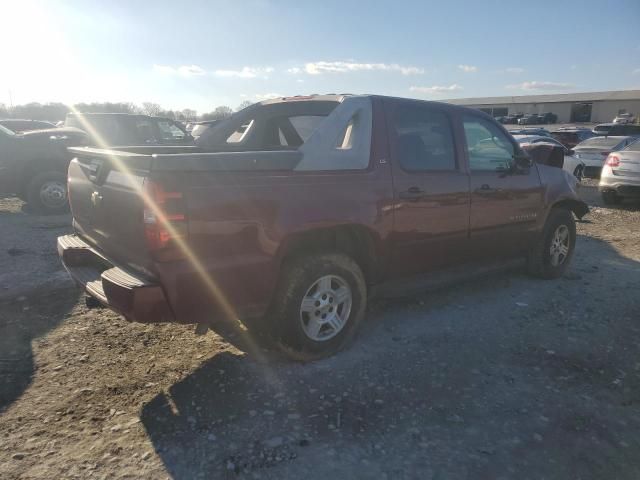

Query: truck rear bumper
left=57, top=234, right=175, bottom=323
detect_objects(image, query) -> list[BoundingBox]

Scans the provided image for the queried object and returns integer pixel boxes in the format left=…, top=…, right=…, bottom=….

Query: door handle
left=399, top=187, right=425, bottom=200
left=475, top=184, right=502, bottom=194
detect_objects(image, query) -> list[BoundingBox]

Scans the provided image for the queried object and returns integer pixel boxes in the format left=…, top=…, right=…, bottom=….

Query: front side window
left=463, top=115, right=514, bottom=171
left=393, top=106, right=456, bottom=171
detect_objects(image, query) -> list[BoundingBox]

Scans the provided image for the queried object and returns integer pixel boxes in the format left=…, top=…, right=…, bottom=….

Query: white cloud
left=506, top=81, right=575, bottom=91
left=632, top=68, right=640, bottom=75
left=458, top=64, right=477, bottom=73
left=410, top=84, right=463, bottom=94
left=297, top=61, right=423, bottom=76
left=254, top=93, right=285, bottom=100
left=505, top=67, right=524, bottom=74
left=153, top=64, right=206, bottom=76
left=214, top=66, right=274, bottom=79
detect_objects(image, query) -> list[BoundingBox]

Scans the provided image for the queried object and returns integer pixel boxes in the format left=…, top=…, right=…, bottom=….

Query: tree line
left=0, top=100, right=255, bottom=123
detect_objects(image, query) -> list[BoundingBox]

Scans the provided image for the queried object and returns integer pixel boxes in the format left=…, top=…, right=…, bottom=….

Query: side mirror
left=513, top=153, right=533, bottom=169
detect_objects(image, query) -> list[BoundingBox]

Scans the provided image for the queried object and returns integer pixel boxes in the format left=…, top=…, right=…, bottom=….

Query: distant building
left=444, top=90, right=640, bottom=123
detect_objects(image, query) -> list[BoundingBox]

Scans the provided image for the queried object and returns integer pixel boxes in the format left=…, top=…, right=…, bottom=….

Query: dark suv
left=551, top=128, right=595, bottom=149
left=64, top=113, right=194, bottom=146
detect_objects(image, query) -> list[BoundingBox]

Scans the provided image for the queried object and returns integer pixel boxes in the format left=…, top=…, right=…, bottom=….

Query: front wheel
left=270, top=253, right=366, bottom=361
left=527, top=208, right=576, bottom=279
left=26, top=171, right=69, bottom=214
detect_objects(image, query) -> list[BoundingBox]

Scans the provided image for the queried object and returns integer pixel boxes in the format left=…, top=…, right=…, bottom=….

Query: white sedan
left=512, top=135, right=585, bottom=179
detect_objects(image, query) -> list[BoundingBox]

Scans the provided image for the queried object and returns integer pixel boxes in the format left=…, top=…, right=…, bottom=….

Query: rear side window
left=393, top=106, right=456, bottom=171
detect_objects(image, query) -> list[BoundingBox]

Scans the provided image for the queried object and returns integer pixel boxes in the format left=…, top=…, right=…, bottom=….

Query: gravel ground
left=1, top=183, right=639, bottom=480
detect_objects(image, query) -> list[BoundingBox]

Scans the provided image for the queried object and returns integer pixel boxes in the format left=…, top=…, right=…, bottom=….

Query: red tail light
left=143, top=179, right=187, bottom=255
left=605, top=154, right=620, bottom=167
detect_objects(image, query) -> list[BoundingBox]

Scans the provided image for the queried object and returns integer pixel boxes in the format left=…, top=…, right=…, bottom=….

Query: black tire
left=601, top=190, right=622, bottom=206
left=270, top=253, right=366, bottom=361
left=527, top=208, right=576, bottom=279
left=26, top=171, right=69, bottom=214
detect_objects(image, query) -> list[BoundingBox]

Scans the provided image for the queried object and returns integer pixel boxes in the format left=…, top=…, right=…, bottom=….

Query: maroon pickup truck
left=58, top=95, right=588, bottom=360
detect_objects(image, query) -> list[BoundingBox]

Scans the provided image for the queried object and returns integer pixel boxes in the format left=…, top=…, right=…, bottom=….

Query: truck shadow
left=140, top=234, right=640, bottom=479
left=0, top=287, right=78, bottom=412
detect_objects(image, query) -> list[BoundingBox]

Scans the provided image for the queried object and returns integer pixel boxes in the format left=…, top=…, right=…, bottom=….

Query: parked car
left=572, top=136, right=636, bottom=178
left=64, top=113, right=194, bottom=146
left=0, top=119, right=57, bottom=133
left=593, top=123, right=640, bottom=136
left=592, top=123, right=614, bottom=135
left=538, top=112, right=558, bottom=124
left=509, top=128, right=552, bottom=137
left=613, top=113, right=635, bottom=124
left=551, top=128, right=595, bottom=149
left=512, top=134, right=585, bottom=179
left=0, top=124, right=88, bottom=213
left=518, top=114, right=542, bottom=125
left=502, top=113, right=523, bottom=124
left=190, top=120, right=222, bottom=139
left=58, top=94, right=587, bottom=360
left=599, top=139, right=640, bottom=204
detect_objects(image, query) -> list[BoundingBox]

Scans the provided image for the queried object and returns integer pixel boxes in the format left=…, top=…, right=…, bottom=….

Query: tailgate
left=67, top=147, right=155, bottom=275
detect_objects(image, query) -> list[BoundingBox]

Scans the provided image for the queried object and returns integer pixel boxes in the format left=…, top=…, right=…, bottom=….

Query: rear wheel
left=270, top=253, right=366, bottom=361
left=26, top=171, right=69, bottom=214
left=601, top=190, right=622, bottom=206
left=527, top=208, right=576, bottom=279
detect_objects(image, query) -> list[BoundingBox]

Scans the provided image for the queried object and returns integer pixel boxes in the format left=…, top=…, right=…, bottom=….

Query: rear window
left=191, top=124, right=211, bottom=137
left=264, top=115, right=327, bottom=147
left=0, top=124, right=16, bottom=136
left=156, top=120, right=186, bottom=140
left=578, top=137, right=625, bottom=148
left=289, top=116, right=325, bottom=142
left=227, top=120, right=254, bottom=143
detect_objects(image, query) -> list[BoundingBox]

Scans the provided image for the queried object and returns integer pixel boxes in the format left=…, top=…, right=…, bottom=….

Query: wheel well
left=18, top=160, right=67, bottom=195
left=551, top=198, right=589, bottom=220
left=279, top=225, right=379, bottom=284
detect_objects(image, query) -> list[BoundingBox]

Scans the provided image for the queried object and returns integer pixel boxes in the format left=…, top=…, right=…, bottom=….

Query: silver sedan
left=599, top=139, right=640, bottom=205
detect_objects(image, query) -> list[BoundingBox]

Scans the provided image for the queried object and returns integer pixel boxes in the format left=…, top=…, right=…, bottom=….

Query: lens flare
left=65, top=106, right=278, bottom=374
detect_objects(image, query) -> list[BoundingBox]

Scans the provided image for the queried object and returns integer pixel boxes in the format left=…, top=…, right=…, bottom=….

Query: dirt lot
left=1, top=183, right=640, bottom=480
